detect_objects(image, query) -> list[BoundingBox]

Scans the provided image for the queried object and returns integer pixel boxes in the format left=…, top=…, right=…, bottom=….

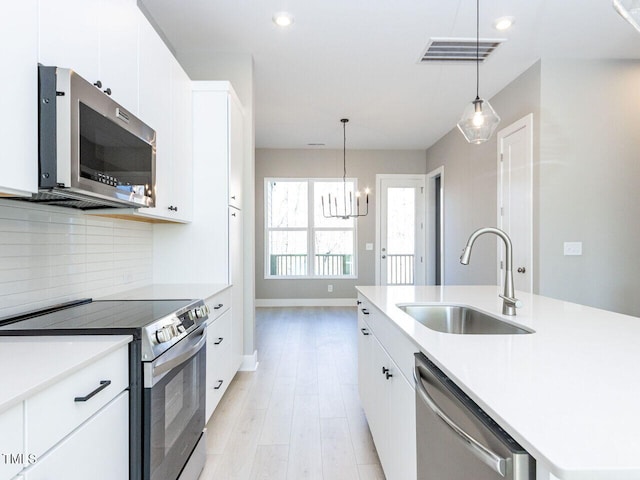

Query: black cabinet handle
left=214, top=380, right=224, bottom=390
left=213, top=303, right=223, bottom=310
left=231, top=195, right=236, bottom=200
left=382, top=367, right=389, bottom=374
left=103, top=87, right=111, bottom=96
left=356, top=300, right=362, bottom=305
left=360, top=328, right=370, bottom=336
left=385, top=372, right=393, bottom=380
left=214, top=337, right=224, bottom=345
left=168, top=205, right=178, bottom=212
left=231, top=212, right=236, bottom=217
left=361, top=308, right=369, bottom=315
left=74, top=380, right=111, bottom=402
left=93, top=80, right=102, bottom=88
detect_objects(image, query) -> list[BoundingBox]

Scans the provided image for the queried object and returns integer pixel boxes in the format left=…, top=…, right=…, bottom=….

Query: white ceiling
left=140, top=0, right=640, bottom=150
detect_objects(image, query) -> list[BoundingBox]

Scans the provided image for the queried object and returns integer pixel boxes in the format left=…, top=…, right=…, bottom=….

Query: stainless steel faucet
left=460, top=227, right=522, bottom=316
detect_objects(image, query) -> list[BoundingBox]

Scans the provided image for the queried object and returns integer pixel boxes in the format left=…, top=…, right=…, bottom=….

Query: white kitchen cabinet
left=26, top=345, right=129, bottom=458
left=0, top=403, right=25, bottom=479
left=228, top=94, right=244, bottom=209
left=97, top=0, right=140, bottom=111
left=230, top=207, right=244, bottom=370
left=0, top=0, right=38, bottom=196
left=192, top=82, right=245, bottom=212
left=129, top=22, right=193, bottom=223
left=6, top=342, right=130, bottom=480
left=205, top=308, right=232, bottom=421
left=23, top=391, right=129, bottom=480
left=357, top=305, right=375, bottom=427
left=38, top=0, right=100, bottom=84
left=358, top=295, right=417, bottom=480
left=38, top=0, right=139, bottom=110
left=204, top=287, right=240, bottom=421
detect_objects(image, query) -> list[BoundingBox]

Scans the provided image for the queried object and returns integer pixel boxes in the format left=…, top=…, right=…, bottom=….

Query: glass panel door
left=379, top=176, right=426, bottom=285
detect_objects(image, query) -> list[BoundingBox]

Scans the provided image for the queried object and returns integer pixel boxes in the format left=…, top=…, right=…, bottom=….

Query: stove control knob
left=187, top=310, right=196, bottom=321
left=155, top=324, right=177, bottom=344
left=194, top=307, right=205, bottom=318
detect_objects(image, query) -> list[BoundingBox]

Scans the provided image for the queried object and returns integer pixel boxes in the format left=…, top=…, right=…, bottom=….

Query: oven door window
left=145, top=344, right=205, bottom=480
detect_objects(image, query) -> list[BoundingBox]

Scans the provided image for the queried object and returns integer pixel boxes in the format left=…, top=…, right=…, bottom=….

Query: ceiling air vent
left=418, top=37, right=505, bottom=63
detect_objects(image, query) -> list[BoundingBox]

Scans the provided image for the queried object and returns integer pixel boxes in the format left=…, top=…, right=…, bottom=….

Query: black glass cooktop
left=0, top=299, right=195, bottom=335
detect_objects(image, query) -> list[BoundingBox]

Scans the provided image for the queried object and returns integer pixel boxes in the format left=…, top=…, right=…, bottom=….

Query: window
left=265, top=178, right=357, bottom=278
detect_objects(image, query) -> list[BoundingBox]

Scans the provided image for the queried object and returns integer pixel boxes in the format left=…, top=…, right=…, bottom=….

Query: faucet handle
left=499, top=294, right=523, bottom=309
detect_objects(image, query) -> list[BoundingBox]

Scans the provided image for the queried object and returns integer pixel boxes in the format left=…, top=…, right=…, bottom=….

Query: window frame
left=264, top=177, right=359, bottom=280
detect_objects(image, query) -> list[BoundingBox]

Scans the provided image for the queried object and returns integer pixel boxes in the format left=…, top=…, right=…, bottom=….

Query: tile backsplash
left=0, top=200, right=153, bottom=319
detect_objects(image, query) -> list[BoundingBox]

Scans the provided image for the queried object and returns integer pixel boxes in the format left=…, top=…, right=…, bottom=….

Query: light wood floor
left=198, top=307, right=384, bottom=480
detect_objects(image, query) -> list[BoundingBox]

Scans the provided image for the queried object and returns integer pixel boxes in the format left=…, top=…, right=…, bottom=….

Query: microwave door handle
left=152, top=330, right=206, bottom=380
left=413, top=365, right=507, bottom=477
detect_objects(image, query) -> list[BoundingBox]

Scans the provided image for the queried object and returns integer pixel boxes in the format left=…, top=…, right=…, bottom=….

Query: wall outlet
left=327, top=284, right=333, bottom=293
left=564, top=242, right=583, bottom=256
left=365, top=243, right=374, bottom=251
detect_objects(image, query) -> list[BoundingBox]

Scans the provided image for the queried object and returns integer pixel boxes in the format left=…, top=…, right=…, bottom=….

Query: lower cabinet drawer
left=25, top=345, right=128, bottom=458
left=205, top=310, right=233, bottom=421
left=206, top=288, right=232, bottom=321
left=0, top=403, right=25, bottom=480
left=23, top=391, right=129, bottom=480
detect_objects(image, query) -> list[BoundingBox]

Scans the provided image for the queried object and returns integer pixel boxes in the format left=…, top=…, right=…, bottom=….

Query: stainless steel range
left=0, top=298, right=210, bottom=480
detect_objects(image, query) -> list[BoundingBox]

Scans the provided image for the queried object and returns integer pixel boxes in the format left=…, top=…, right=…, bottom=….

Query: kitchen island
left=357, top=285, right=640, bottom=480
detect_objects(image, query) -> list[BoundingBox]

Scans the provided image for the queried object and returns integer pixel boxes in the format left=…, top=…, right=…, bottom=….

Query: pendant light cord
left=476, top=0, right=480, bottom=100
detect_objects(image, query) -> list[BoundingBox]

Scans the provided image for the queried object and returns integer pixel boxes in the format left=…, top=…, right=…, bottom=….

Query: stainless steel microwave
left=36, top=65, right=156, bottom=209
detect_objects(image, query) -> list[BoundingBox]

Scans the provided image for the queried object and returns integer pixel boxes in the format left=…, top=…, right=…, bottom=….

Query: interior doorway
left=426, top=167, right=444, bottom=285
left=497, top=114, right=533, bottom=293
left=376, top=174, right=426, bottom=286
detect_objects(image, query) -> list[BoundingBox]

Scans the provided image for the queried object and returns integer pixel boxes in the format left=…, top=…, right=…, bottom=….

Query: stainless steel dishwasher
left=414, top=353, right=535, bottom=480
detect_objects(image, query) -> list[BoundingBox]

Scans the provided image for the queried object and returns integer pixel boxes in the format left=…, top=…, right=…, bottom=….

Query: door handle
left=381, top=255, right=386, bottom=259
left=517, top=267, right=526, bottom=273
left=413, top=365, right=507, bottom=477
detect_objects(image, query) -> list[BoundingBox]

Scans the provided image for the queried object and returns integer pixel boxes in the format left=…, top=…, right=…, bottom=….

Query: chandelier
left=321, top=118, right=369, bottom=219
left=456, top=0, right=500, bottom=144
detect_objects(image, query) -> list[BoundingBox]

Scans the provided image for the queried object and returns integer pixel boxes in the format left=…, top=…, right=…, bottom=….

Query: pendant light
left=321, top=119, right=369, bottom=219
left=457, top=0, right=501, bottom=144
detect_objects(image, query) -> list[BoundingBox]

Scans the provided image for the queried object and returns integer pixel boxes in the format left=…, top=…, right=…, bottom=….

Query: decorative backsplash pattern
left=0, top=200, right=153, bottom=319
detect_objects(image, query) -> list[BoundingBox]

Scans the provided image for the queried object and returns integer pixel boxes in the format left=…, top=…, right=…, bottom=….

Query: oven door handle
left=152, top=328, right=206, bottom=380
left=413, top=365, right=507, bottom=477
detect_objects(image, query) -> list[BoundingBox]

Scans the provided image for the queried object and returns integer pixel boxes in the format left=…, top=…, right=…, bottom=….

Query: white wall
left=426, top=58, right=640, bottom=317
left=0, top=200, right=152, bottom=319
left=426, top=61, right=541, bottom=287
left=537, top=59, right=640, bottom=315
left=255, top=148, right=428, bottom=301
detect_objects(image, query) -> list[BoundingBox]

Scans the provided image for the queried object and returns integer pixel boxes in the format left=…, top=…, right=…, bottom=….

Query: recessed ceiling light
left=273, top=12, right=294, bottom=27
left=493, top=16, right=515, bottom=31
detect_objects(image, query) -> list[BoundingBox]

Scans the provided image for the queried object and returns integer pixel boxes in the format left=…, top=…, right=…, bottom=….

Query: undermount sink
left=397, top=304, right=534, bottom=335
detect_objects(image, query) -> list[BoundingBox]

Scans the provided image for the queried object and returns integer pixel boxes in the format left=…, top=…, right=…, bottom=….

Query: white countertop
left=98, top=283, right=230, bottom=301
left=356, top=285, right=640, bottom=480
left=0, top=335, right=131, bottom=414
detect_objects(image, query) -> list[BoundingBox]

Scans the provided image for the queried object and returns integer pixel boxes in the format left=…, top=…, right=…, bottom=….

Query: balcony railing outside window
left=270, top=254, right=353, bottom=276
left=386, top=254, right=414, bottom=285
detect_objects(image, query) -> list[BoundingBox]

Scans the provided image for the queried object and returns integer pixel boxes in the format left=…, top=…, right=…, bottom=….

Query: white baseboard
left=239, top=350, right=259, bottom=371
left=255, top=298, right=357, bottom=307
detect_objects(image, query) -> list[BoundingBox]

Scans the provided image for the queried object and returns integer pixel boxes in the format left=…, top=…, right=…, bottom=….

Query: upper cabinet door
left=228, top=95, right=244, bottom=209
left=0, top=0, right=38, bottom=196
left=169, top=57, right=194, bottom=222
left=38, top=0, right=101, bottom=83
left=98, top=0, right=139, bottom=113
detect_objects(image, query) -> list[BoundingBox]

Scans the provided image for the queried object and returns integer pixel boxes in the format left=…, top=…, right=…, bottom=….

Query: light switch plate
left=564, top=242, right=582, bottom=256
left=365, top=243, right=374, bottom=251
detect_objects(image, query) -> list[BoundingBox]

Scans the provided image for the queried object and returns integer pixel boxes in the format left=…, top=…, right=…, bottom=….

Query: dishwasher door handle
left=413, top=365, right=507, bottom=477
